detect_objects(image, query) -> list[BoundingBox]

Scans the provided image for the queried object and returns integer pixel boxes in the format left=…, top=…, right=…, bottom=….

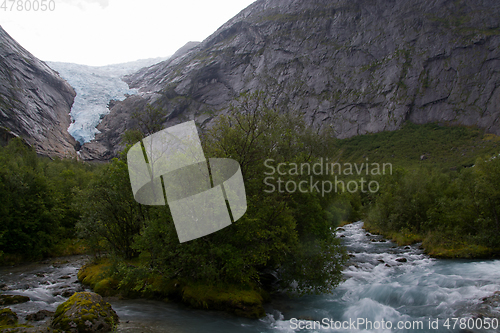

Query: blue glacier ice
left=47, top=58, right=167, bottom=144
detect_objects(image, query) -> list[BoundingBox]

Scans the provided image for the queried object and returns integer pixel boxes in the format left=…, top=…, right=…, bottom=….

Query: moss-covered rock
left=0, top=294, right=30, bottom=305
left=0, top=308, right=18, bottom=326
left=51, top=292, right=119, bottom=333
left=182, top=284, right=266, bottom=319
left=78, top=260, right=267, bottom=318
left=77, top=261, right=118, bottom=297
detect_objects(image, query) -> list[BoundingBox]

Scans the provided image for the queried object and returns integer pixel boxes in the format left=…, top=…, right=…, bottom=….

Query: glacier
left=47, top=58, right=168, bottom=144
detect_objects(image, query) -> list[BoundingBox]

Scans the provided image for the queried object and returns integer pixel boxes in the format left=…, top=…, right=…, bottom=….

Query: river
left=1, top=222, right=499, bottom=332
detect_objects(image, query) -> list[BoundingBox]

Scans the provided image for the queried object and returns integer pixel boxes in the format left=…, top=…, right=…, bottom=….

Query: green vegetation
left=0, top=94, right=348, bottom=316
left=2, top=95, right=500, bottom=316
left=76, top=92, right=348, bottom=317
left=335, top=122, right=500, bottom=258
left=77, top=258, right=267, bottom=318
left=0, top=308, right=18, bottom=330
left=335, top=122, right=499, bottom=170
left=0, top=138, right=96, bottom=264
left=0, top=308, right=32, bottom=331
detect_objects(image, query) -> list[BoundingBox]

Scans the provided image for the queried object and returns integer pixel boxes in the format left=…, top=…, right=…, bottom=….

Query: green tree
left=0, top=139, right=69, bottom=258
left=130, top=92, right=347, bottom=294
left=473, top=157, right=500, bottom=246
left=76, top=156, right=146, bottom=259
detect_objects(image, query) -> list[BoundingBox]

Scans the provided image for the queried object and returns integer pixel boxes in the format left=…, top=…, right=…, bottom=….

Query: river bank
left=362, top=221, right=499, bottom=259
left=0, top=255, right=88, bottom=331
left=77, top=259, right=268, bottom=319
left=1, top=222, right=500, bottom=332
left=0, top=239, right=88, bottom=267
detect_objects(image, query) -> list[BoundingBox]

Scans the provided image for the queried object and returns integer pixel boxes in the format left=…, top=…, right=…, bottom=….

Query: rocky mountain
left=81, top=0, right=500, bottom=160
left=0, top=26, right=77, bottom=158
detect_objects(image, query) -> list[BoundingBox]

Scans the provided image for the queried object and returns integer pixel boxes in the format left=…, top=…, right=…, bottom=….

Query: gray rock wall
left=0, top=26, right=76, bottom=158
left=82, top=0, right=500, bottom=160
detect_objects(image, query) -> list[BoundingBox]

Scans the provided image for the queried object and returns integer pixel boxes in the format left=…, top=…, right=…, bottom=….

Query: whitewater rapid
left=1, top=223, right=499, bottom=332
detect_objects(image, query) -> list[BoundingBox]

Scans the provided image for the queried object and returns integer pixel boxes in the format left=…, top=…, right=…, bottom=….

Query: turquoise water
left=1, top=223, right=499, bottom=332
left=110, top=222, right=500, bottom=332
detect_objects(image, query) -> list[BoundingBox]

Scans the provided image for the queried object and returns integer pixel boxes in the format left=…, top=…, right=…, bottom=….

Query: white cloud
left=1, top=0, right=256, bottom=66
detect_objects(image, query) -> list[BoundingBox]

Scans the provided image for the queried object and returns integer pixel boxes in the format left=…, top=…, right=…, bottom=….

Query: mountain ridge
left=77, top=0, right=500, bottom=160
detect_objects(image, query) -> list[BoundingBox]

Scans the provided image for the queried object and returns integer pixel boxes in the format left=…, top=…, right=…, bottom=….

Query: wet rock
left=62, top=289, right=77, bottom=297
left=396, top=258, right=408, bottom=263
left=480, top=293, right=500, bottom=308
left=59, top=275, right=71, bottom=280
left=378, top=259, right=385, bottom=263
left=404, top=246, right=411, bottom=250
left=0, top=308, right=18, bottom=326
left=379, top=239, right=387, bottom=243
left=340, top=235, right=346, bottom=238
left=0, top=294, right=30, bottom=305
left=51, top=291, right=119, bottom=332
left=336, top=228, right=345, bottom=232
left=26, top=310, right=54, bottom=321
left=35, top=273, right=45, bottom=278
left=0, top=283, right=7, bottom=291
left=53, top=288, right=77, bottom=297
left=385, top=264, right=391, bottom=268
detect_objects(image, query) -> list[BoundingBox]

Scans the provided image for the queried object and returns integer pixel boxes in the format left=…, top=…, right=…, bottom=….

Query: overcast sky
left=2, top=0, right=256, bottom=66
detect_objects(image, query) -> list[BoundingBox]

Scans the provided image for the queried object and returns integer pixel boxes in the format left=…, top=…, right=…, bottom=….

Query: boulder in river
left=0, top=308, right=18, bottom=326
left=25, top=309, right=54, bottom=321
left=0, top=294, right=30, bottom=305
left=51, top=292, right=119, bottom=332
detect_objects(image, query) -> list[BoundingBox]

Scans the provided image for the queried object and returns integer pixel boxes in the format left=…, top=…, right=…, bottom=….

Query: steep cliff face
left=82, top=0, right=500, bottom=160
left=0, top=26, right=76, bottom=157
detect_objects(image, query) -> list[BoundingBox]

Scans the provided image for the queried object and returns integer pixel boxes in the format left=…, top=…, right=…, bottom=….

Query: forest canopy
left=76, top=92, right=348, bottom=295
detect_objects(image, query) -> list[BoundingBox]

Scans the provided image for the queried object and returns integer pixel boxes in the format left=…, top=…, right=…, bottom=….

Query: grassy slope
left=334, top=122, right=500, bottom=258
left=335, top=122, right=500, bottom=171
